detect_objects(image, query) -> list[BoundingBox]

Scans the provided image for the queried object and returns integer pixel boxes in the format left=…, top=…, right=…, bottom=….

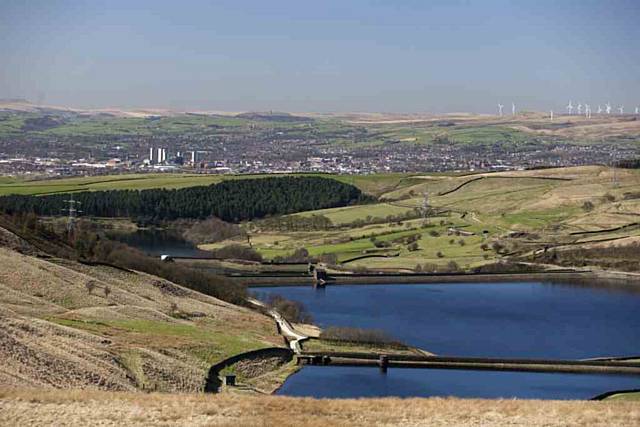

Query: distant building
left=190, top=150, right=199, bottom=164
left=149, top=147, right=167, bottom=165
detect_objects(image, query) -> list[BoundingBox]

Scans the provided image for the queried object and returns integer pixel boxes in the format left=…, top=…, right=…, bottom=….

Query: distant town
left=0, top=105, right=638, bottom=179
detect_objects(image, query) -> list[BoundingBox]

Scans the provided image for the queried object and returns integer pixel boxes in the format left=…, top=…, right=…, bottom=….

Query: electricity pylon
left=62, top=195, right=82, bottom=233
left=422, top=192, right=430, bottom=225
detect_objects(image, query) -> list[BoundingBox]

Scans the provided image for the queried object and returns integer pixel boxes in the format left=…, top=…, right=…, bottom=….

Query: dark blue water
left=256, top=282, right=640, bottom=359
left=256, top=282, right=640, bottom=399
left=108, top=229, right=211, bottom=258
left=278, top=366, right=640, bottom=400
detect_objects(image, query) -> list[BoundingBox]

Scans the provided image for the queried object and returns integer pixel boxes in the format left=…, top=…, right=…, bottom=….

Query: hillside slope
left=0, top=227, right=283, bottom=393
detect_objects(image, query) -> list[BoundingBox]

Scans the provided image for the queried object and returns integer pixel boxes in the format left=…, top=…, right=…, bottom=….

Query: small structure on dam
left=222, top=374, right=236, bottom=386
left=313, top=268, right=328, bottom=287
left=379, top=355, right=389, bottom=373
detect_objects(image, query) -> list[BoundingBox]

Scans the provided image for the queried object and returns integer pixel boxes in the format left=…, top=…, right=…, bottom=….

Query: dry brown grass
left=0, top=386, right=638, bottom=426
left=0, top=239, right=283, bottom=394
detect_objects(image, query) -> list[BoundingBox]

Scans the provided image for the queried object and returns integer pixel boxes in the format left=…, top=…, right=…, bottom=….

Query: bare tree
left=85, top=281, right=96, bottom=295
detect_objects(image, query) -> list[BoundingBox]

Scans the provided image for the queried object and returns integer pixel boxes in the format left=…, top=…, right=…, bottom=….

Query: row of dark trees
left=535, top=244, right=640, bottom=272
left=0, top=177, right=372, bottom=222
left=615, top=158, right=640, bottom=169
left=319, top=327, right=405, bottom=348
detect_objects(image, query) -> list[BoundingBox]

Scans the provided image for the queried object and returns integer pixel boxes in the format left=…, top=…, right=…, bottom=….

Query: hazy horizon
left=2, top=0, right=639, bottom=113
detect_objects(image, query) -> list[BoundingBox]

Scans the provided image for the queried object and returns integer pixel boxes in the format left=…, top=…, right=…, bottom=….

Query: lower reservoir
left=277, top=366, right=640, bottom=400
left=256, top=282, right=640, bottom=399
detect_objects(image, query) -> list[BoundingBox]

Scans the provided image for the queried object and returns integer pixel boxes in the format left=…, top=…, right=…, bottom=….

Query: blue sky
left=1, top=0, right=639, bottom=112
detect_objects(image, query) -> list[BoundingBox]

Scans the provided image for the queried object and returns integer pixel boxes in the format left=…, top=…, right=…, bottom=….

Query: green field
left=204, top=166, right=640, bottom=270
left=293, top=202, right=417, bottom=225
left=0, top=173, right=228, bottom=196
left=604, top=392, right=640, bottom=401
left=51, top=317, right=267, bottom=365
left=369, top=123, right=532, bottom=146
left=0, top=172, right=425, bottom=197
left=0, top=113, right=256, bottom=138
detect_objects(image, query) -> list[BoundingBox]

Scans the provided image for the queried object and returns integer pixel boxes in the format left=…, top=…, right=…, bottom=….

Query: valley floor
left=1, top=387, right=638, bottom=427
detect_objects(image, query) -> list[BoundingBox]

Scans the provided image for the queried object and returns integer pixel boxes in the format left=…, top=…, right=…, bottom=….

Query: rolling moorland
left=2, top=101, right=639, bottom=147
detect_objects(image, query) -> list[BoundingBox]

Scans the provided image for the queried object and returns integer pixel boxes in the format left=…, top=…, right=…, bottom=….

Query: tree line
left=0, top=176, right=373, bottom=222
left=2, top=212, right=249, bottom=305
left=615, top=158, right=640, bottom=169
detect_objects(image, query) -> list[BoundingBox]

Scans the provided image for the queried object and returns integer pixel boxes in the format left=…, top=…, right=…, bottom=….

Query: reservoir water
left=108, top=229, right=211, bottom=258
left=256, top=282, right=640, bottom=399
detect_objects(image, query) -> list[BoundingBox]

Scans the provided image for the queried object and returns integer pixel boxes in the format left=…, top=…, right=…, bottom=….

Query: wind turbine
left=498, top=103, right=504, bottom=117
left=566, top=100, right=574, bottom=115
left=605, top=102, right=612, bottom=114
left=512, top=102, right=516, bottom=116
left=597, top=105, right=603, bottom=114
left=577, top=103, right=582, bottom=115
left=618, top=105, right=624, bottom=115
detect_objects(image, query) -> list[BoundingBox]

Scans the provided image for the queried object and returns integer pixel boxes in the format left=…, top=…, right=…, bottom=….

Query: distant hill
left=0, top=98, right=30, bottom=104
left=235, top=111, right=314, bottom=122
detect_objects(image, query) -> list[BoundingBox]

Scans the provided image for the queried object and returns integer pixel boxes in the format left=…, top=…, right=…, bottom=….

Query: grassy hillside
left=0, top=112, right=255, bottom=138
left=3, top=108, right=640, bottom=143
left=0, top=228, right=286, bottom=393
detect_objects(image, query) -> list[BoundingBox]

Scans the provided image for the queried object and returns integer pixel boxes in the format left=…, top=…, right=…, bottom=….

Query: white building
left=149, top=147, right=167, bottom=164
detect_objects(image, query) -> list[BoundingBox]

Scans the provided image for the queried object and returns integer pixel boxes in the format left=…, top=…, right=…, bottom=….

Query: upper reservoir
left=108, top=229, right=211, bottom=258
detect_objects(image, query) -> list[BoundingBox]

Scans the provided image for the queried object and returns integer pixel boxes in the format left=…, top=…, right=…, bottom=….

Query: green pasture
left=293, top=202, right=417, bottom=225
left=246, top=213, right=500, bottom=269
left=50, top=317, right=268, bottom=364
left=0, top=174, right=225, bottom=196
left=0, top=171, right=421, bottom=197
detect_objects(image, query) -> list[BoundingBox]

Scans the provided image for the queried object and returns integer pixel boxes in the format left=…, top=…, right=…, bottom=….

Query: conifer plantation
left=0, top=176, right=371, bottom=222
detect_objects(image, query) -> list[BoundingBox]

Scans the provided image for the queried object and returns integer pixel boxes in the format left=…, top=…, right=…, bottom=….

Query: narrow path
left=247, top=298, right=308, bottom=354
left=269, top=309, right=308, bottom=353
